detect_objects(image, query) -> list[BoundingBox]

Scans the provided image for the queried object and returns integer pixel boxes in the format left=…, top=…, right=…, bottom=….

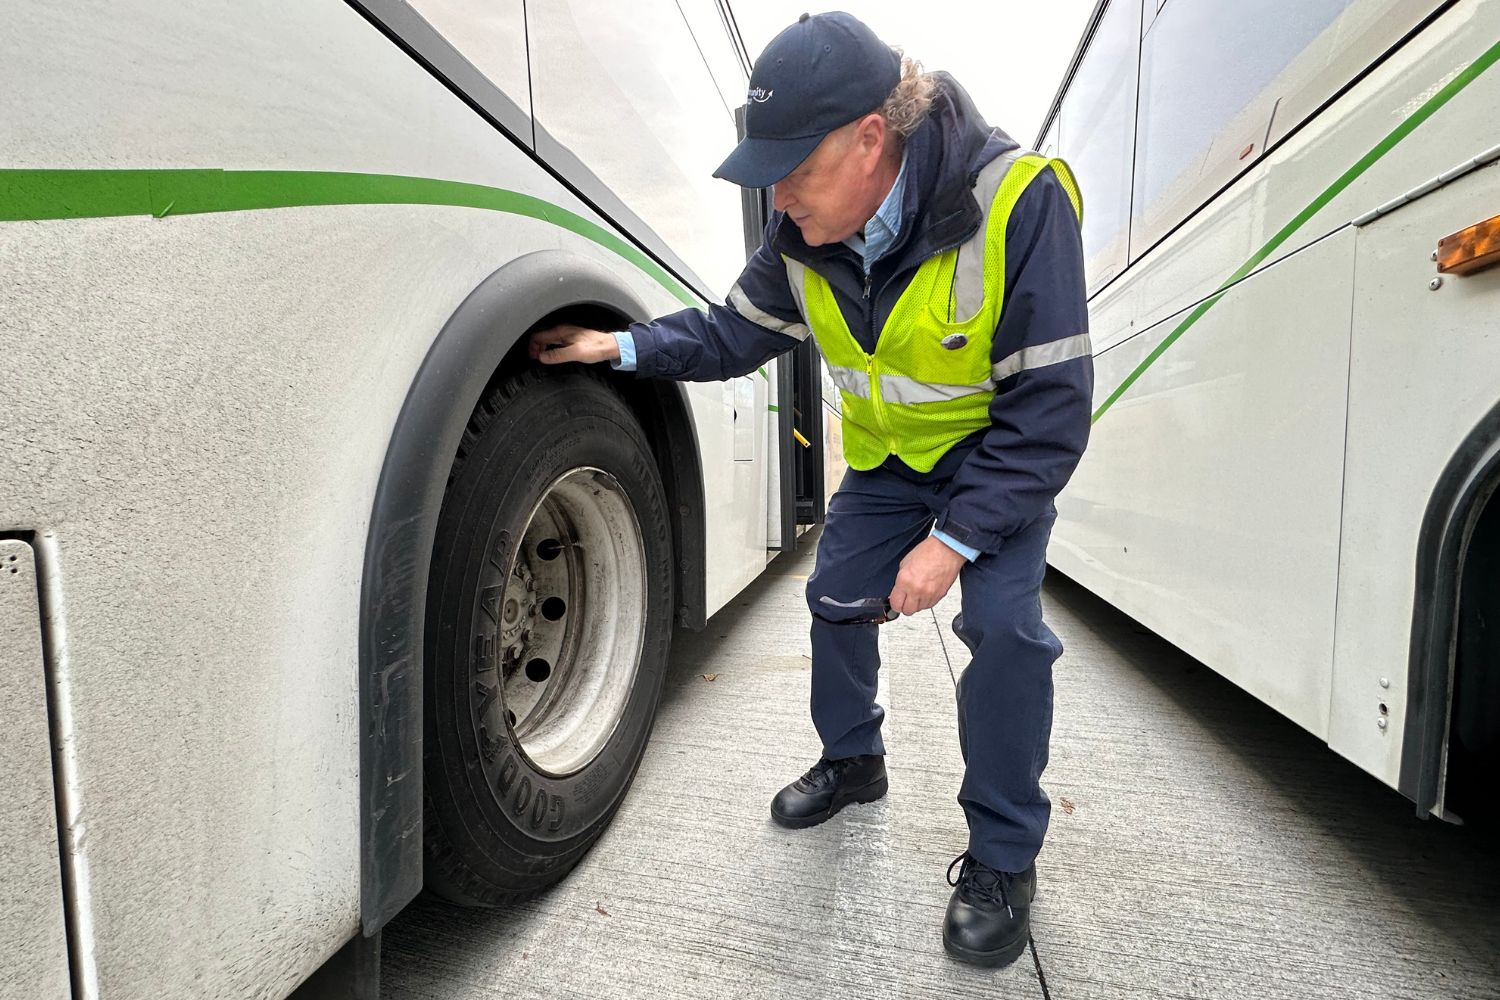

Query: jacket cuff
left=931, top=511, right=1003, bottom=556
left=627, top=322, right=665, bottom=378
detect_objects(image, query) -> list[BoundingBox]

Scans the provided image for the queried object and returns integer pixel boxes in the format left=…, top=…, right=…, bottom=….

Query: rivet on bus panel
left=1429, top=276, right=1443, bottom=291
left=1377, top=718, right=1388, bottom=731
left=1379, top=677, right=1390, bottom=689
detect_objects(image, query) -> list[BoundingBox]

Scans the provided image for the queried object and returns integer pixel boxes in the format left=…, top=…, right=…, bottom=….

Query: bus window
left=527, top=0, right=747, bottom=295
left=1130, top=0, right=1355, bottom=256
left=674, top=0, right=752, bottom=125
left=1056, top=0, right=1141, bottom=294
left=1261, top=0, right=1441, bottom=151
left=1039, top=119, right=1059, bottom=159
left=406, top=0, right=530, bottom=110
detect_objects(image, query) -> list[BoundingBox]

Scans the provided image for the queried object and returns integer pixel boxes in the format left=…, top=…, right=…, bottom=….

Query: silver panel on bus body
left=0, top=540, right=72, bottom=1000
left=2, top=0, right=762, bottom=995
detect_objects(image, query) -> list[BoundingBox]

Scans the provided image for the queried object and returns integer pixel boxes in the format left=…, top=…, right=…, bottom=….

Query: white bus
left=0, top=2, right=829, bottom=997
left=1038, top=0, right=1500, bottom=823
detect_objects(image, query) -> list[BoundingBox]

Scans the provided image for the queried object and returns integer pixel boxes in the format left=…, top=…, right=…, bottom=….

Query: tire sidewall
left=426, top=371, right=672, bottom=888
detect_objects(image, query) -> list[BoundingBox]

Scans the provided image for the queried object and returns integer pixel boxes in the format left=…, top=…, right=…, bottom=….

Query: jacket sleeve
left=628, top=216, right=809, bottom=381
left=931, top=169, right=1094, bottom=554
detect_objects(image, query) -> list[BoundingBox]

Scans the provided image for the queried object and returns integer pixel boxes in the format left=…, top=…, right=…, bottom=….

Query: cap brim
left=712, top=132, right=825, bottom=188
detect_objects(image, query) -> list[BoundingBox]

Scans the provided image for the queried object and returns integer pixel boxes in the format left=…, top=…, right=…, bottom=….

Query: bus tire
left=422, top=367, right=673, bottom=905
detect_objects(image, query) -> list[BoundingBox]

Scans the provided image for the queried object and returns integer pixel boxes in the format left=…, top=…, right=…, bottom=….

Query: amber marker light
left=1436, top=214, right=1500, bottom=276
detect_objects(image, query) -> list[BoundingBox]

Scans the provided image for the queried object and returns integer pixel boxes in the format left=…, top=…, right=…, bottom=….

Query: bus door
left=735, top=107, right=827, bottom=552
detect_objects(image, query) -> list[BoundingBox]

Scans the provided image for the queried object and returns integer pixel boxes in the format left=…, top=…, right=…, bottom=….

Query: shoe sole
left=942, top=933, right=1029, bottom=969
left=769, top=774, right=889, bottom=830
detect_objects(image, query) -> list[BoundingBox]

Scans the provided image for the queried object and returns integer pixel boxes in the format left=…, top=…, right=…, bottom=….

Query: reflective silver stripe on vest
left=727, top=282, right=809, bottom=341
left=781, top=257, right=811, bottom=326
left=951, top=149, right=1030, bottom=321
left=824, top=363, right=872, bottom=399
left=879, top=374, right=994, bottom=405
left=991, top=333, right=1093, bottom=382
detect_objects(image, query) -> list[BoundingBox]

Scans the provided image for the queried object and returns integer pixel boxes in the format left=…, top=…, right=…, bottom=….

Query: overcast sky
left=729, top=2, right=1098, bottom=146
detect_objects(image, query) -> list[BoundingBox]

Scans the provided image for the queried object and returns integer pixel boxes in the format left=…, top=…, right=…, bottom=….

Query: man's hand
left=889, top=536, right=968, bottom=616
left=527, top=324, right=621, bottom=365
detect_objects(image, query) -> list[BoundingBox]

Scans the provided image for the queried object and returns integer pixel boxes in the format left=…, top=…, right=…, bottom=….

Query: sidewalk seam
left=1029, top=936, right=1052, bottom=1000
left=929, top=608, right=959, bottom=687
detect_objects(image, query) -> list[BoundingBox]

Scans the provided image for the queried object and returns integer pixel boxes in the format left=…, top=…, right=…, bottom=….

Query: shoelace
left=947, top=852, right=1014, bottom=919
left=803, top=757, right=839, bottom=785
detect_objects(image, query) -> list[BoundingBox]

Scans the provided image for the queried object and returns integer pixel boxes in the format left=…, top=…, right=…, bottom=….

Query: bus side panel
left=1054, top=229, right=1355, bottom=738
left=2, top=0, right=705, bottom=996
left=0, top=540, right=72, bottom=1000
left=1332, top=162, right=1500, bottom=788
left=1052, top=0, right=1500, bottom=787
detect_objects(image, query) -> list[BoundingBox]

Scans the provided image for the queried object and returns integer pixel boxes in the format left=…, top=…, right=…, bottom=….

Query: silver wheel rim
left=485, top=467, right=647, bottom=777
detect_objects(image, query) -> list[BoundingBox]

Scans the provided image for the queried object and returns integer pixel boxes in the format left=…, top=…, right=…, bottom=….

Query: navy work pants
left=805, top=459, right=1061, bottom=874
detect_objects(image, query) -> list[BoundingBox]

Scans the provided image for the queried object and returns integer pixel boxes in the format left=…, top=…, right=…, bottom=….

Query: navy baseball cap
left=714, top=12, right=901, bottom=188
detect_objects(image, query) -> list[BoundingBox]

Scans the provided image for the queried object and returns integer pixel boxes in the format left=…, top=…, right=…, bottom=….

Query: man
left=528, top=12, right=1090, bottom=968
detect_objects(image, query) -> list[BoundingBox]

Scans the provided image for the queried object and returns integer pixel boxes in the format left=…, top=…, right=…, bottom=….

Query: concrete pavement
left=381, top=533, right=1500, bottom=999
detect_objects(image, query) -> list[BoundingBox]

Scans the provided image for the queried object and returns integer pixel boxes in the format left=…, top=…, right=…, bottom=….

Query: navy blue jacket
left=626, top=74, right=1092, bottom=555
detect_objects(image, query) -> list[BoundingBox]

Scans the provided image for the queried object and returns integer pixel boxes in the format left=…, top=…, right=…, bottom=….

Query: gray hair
left=879, top=52, right=938, bottom=141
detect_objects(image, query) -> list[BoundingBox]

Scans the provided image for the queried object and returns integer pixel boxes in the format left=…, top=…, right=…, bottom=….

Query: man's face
left=771, top=115, right=890, bottom=247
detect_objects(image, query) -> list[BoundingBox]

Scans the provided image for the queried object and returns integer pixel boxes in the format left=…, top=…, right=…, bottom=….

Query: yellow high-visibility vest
left=785, top=152, right=1083, bottom=472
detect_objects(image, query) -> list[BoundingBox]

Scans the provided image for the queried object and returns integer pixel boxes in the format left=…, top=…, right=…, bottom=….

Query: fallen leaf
left=701, top=673, right=719, bottom=682
left=595, top=902, right=611, bottom=917
left=1059, top=797, right=1075, bottom=815
left=522, top=952, right=529, bottom=960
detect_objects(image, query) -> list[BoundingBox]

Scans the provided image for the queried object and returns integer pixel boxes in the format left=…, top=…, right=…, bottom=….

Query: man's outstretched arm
left=528, top=217, right=809, bottom=381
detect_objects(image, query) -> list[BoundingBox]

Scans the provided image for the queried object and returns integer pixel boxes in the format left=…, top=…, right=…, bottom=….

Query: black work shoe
left=943, top=853, right=1036, bottom=968
left=769, top=754, right=887, bottom=829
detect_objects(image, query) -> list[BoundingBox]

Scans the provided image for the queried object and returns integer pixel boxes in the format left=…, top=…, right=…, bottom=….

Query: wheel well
left=1402, top=396, right=1500, bottom=818
left=1446, top=485, right=1500, bottom=825
left=359, top=250, right=706, bottom=933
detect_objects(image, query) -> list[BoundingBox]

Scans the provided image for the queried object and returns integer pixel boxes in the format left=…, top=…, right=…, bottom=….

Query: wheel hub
left=470, top=467, right=648, bottom=778
left=498, top=560, right=535, bottom=658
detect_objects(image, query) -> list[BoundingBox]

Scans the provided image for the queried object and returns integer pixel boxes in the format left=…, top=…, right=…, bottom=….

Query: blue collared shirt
left=843, top=149, right=908, bottom=274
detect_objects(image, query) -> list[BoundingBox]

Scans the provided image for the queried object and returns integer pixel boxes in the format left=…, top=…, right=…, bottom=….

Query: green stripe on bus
left=0, top=168, right=704, bottom=309
left=1092, top=35, right=1500, bottom=424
